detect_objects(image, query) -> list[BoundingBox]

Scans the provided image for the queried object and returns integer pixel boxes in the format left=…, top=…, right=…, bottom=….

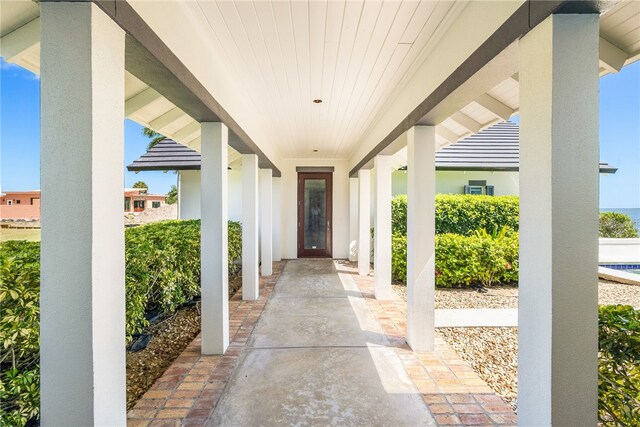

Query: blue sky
left=1, top=58, right=639, bottom=207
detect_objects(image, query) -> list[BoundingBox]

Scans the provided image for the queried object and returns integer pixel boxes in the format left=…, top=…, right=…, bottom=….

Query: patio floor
left=128, top=259, right=517, bottom=426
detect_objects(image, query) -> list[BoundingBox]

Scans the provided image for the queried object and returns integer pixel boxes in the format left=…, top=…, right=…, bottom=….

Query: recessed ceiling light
left=313, top=99, right=322, bottom=104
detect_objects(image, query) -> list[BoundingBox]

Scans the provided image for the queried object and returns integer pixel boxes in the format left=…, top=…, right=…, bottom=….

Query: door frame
left=297, top=172, right=333, bottom=258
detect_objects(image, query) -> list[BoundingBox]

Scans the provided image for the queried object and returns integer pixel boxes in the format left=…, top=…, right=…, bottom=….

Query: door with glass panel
left=297, top=173, right=332, bottom=258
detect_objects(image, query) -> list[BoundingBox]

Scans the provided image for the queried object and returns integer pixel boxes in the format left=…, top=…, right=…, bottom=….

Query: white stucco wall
left=178, top=169, right=243, bottom=222
left=391, top=170, right=520, bottom=196
left=178, top=170, right=200, bottom=220
left=279, top=158, right=350, bottom=259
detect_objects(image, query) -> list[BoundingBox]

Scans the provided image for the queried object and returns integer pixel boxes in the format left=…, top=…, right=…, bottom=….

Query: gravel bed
left=393, top=281, right=640, bottom=309
left=392, top=280, right=640, bottom=412
left=438, top=327, right=518, bottom=410
left=126, top=305, right=201, bottom=409
left=126, top=274, right=242, bottom=409
left=125, top=204, right=177, bottom=226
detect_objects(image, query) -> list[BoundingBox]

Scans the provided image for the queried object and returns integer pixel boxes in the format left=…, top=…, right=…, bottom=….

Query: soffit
left=1, top=1, right=639, bottom=166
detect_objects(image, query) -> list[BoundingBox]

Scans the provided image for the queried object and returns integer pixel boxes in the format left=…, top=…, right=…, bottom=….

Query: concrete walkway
left=435, top=309, right=518, bottom=327
left=209, top=259, right=436, bottom=426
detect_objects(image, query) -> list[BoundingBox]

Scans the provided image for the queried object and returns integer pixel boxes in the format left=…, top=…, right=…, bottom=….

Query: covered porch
left=2, top=0, right=639, bottom=425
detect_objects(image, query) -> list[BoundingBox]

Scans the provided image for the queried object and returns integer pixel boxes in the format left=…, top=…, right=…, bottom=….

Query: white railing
left=599, top=238, right=640, bottom=263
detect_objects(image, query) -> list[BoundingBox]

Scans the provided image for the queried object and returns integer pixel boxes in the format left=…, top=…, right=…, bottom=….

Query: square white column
left=518, top=14, right=600, bottom=426
left=242, top=154, right=259, bottom=299
left=406, top=126, right=436, bottom=352
left=374, top=155, right=394, bottom=299
left=349, top=177, right=359, bottom=262
left=358, top=170, right=371, bottom=275
left=40, top=3, right=126, bottom=424
left=272, top=177, right=282, bottom=262
left=200, top=122, right=229, bottom=355
left=260, top=169, right=273, bottom=276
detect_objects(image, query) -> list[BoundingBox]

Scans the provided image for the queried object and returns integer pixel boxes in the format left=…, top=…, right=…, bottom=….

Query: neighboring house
left=124, top=188, right=167, bottom=213
left=391, top=121, right=617, bottom=197
left=0, top=190, right=40, bottom=220
left=0, top=189, right=167, bottom=219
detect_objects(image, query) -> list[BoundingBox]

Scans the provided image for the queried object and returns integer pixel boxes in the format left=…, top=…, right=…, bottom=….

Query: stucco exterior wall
left=279, top=158, right=350, bottom=260
left=392, top=170, right=520, bottom=196
left=0, top=204, right=40, bottom=220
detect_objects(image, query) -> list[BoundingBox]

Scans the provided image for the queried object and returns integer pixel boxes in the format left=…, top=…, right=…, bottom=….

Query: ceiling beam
left=0, top=17, right=40, bottom=61
left=348, top=0, right=619, bottom=177
left=474, top=94, right=514, bottom=121
left=599, top=37, right=628, bottom=73
left=172, top=121, right=200, bottom=142
left=125, top=87, right=162, bottom=117
left=436, top=126, right=461, bottom=144
left=87, top=0, right=280, bottom=176
left=149, top=107, right=186, bottom=131
left=451, top=112, right=482, bottom=134
left=228, top=149, right=243, bottom=165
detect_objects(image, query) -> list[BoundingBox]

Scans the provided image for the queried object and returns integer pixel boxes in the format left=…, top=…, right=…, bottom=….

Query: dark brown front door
left=297, top=172, right=332, bottom=258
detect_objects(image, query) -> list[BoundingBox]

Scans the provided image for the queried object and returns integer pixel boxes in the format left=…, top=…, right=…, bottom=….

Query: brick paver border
left=127, top=262, right=285, bottom=427
left=345, top=261, right=517, bottom=426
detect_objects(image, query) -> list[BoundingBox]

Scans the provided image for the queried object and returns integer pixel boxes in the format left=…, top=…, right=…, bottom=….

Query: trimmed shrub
left=0, top=220, right=242, bottom=425
left=391, top=194, right=520, bottom=236
left=599, top=212, right=639, bottom=238
left=391, top=233, right=408, bottom=283
left=436, top=194, right=520, bottom=235
left=598, top=305, right=640, bottom=425
left=0, top=241, right=40, bottom=426
left=390, top=229, right=518, bottom=287
left=391, top=195, right=408, bottom=235
left=125, top=220, right=242, bottom=339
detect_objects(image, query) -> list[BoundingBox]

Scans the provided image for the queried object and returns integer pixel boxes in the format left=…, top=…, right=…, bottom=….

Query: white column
left=518, top=14, right=599, bottom=426
left=260, top=169, right=273, bottom=276
left=200, top=122, right=229, bottom=355
left=349, top=177, right=359, bottom=262
left=242, top=154, right=259, bottom=299
left=358, top=170, right=371, bottom=275
left=40, top=3, right=125, bottom=425
left=272, top=177, right=282, bottom=262
left=406, top=126, right=435, bottom=352
left=178, top=170, right=201, bottom=220
left=374, top=155, right=394, bottom=299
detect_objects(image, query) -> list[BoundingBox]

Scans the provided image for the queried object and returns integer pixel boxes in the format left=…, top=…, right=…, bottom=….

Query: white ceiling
left=1, top=0, right=639, bottom=165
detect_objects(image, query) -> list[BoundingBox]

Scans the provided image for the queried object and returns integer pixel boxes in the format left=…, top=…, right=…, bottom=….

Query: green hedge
left=598, top=305, right=640, bottom=425
left=0, top=220, right=242, bottom=426
left=391, top=229, right=519, bottom=287
left=0, top=241, right=40, bottom=426
left=391, top=194, right=520, bottom=236
left=599, top=212, right=639, bottom=238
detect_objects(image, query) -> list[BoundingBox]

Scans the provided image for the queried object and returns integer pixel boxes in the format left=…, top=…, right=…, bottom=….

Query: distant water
left=601, top=208, right=640, bottom=230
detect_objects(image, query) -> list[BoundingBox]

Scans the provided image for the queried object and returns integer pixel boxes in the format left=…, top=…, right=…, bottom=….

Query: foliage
left=166, top=185, right=178, bottom=205
left=390, top=229, right=519, bottom=287
left=598, top=305, right=640, bottom=426
left=391, top=234, right=408, bottom=283
left=599, top=212, right=639, bottom=238
left=132, top=181, right=148, bottom=191
left=0, top=220, right=242, bottom=424
left=227, top=221, right=243, bottom=277
left=435, top=195, right=520, bottom=235
left=0, top=241, right=40, bottom=426
left=125, top=220, right=242, bottom=339
left=142, top=127, right=166, bottom=150
left=390, top=194, right=520, bottom=236
left=391, top=195, right=408, bottom=235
